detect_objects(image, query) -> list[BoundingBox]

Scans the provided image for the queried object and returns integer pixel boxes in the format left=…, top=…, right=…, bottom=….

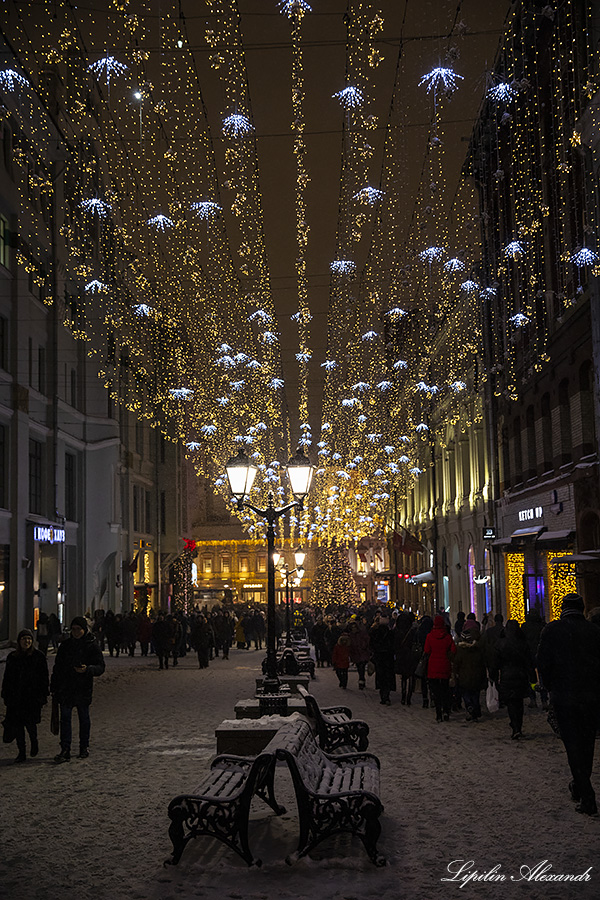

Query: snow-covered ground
left=1, top=647, right=598, bottom=900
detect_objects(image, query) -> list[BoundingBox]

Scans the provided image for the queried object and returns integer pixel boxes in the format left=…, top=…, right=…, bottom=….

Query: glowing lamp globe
left=225, top=449, right=258, bottom=503
left=286, top=449, right=314, bottom=503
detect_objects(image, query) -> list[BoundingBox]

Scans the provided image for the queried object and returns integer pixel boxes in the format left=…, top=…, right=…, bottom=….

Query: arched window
left=513, top=416, right=523, bottom=483
left=558, top=379, right=571, bottom=464
left=541, top=393, right=553, bottom=471
left=579, top=361, right=596, bottom=456
left=526, top=405, right=536, bottom=478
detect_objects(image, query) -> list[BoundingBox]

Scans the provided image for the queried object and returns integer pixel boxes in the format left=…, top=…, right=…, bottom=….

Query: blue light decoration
left=85, top=280, right=108, bottom=294
left=222, top=114, right=254, bottom=137
left=332, top=453, right=342, bottom=461
left=367, top=433, right=382, bottom=442
left=200, top=425, right=217, bottom=435
left=337, top=471, right=351, bottom=480
left=261, top=331, right=279, bottom=344
left=217, top=396, right=230, bottom=406
left=398, top=455, right=410, bottom=464
left=270, top=377, right=284, bottom=389
left=169, top=388, right=194, bottom=399
left=191, top=201, right=222, bottom=220
left=353, top=186, right=384, bottom=205
left=217, top=343, right=233, bottom=354
left=393, top=359, right=408, bottom=369
left=415, top=423, right=429, bottom=432
left=321, top=359, right=337, bottom=370
left=460, top=279, right=480, bottom=293
left=216, top=355, right=234, bottom=368
left=342, top=398, right=360, bottom=407
left=80, top=198, right=112, bottom=218
left=296, top=351, right=311, bottom=362
left=248, top=309, right=271, bottom=323
left=321, top=422, right=332, bottom=431
left=361, top=330, right=378, bottom=341
left=352, top=381, right=370, bottom=392
left=133, top=303, right=153, bottom=316
left=504, top=240, right=525, bottom=259
left=255, top=422, right=267, bottom=431
left=570, top=246, right=599, bottom=267
left=410, top=467, right=423, bottom=476
left=419, top=66, right=464, bottom=95
left=377, top=381, right=392, bottom=391
left=330, top=259, right=356, bottom=276
left=450, top=380, right=467, bottom=392
left=234, top=352, right=249, bottom=364
left=230, top=380, right=245, bottom=391
left=332, top=86, right=364, bottom=108
left=384, top=446, right=395, bottom=455
left=509, top=313, right=530, bottom=327
left=86, top=56, right=129, bottom=86
left=385, top=307, right=406, bottom=319
left=279, top=0, right=312, bottom=16
left=186, top=441, right=202, bottom=450
left=419, top=246, right=445, bottom=263
left=444, top=257, right=465, bottom=273
left=318, top=448, right=330, bottom=456
left=487, top=81, right=518, bottom=103
left=415, top=381, right=429, bottom=392
left=0, top=68, right=28, bottom=91
left=246, top=359, right=262, bottom=369
left=146, top=214, right=175, bottom=231
left=479, top=286, right=497, bottom=299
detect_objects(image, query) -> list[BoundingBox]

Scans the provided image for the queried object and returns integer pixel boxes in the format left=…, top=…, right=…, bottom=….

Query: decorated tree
left=309, top=544, right=359, bottom=609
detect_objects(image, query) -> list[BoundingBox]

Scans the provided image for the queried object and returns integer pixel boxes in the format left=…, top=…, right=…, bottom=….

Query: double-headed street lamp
left=274, top=547, right=305, bottom=647
left=225, top=447, right=314, bottom=693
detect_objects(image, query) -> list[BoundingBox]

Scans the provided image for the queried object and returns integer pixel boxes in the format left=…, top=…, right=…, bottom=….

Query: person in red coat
left=331, top=633, right=351, bottom=689
left=424, top=615, right=456, bottom=722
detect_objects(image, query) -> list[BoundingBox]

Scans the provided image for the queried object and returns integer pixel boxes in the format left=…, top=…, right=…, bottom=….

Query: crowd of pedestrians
left=2, top=593, right=600, bottom=818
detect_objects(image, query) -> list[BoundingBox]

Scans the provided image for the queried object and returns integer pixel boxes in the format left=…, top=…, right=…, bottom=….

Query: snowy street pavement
left=1, top=648, right=598, bottom=900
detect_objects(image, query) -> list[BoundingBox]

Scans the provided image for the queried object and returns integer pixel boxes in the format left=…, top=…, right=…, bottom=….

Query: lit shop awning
left=408, top=570, right=435, bottom=584
left=510, top=526, right=547, bottom=541
left=536, top=529, right=575, bottom=545
left=551, top=554, right=600, bottom=565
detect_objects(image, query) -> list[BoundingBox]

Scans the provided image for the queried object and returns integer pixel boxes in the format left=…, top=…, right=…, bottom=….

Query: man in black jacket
left=50, top=616, right=105, bottom=763
left=537, top=593, right=600, bottom=816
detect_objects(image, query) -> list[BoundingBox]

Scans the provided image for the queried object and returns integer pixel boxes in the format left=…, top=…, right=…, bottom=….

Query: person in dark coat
left=537, top=593, right=600, bottom=816
left=480, top=613, right=505, bottom=688
left=36, top=612, right=50, bottom=656
left=493, top=619, right=534, bottom=740
left=310, top=616, right=332, bottom=667
left=2, top=629, right=49, bottom=763
left=393, top=612, right=418, bottom=705
left=50, top=617, right=105, bottom=762
left=415, top=615, right=433, bottom=707
left=453, top=625, right=488, bottom=722
left=190, top=615, right=211, bottom=669
left=521, top=608, right=547, bottom=708
left=370, top=613, right=396, bottom=705
left=152, top=613, right=173, bottom=669
left=424, top=615, right=456, bottom=721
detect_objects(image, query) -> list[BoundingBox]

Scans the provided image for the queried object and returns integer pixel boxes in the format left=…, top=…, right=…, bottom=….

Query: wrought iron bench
left=165, top=746, right=284, bottom=867
left=271, top=717, right=385, bottom=866
left=298, top=685, right=369, bottom=753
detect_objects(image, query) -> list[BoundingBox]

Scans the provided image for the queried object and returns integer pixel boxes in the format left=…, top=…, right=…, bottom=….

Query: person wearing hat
left=537, top=593, right=600, bottom=816
left=1, top=629, right=49, bottom=763
left=50, top=616, right=105, bottom=763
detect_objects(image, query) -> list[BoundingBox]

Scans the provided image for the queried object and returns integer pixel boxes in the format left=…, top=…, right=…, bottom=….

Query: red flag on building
left=393, top=529, right=424, bottom=555
left=124, top=551, right=139, bottom=573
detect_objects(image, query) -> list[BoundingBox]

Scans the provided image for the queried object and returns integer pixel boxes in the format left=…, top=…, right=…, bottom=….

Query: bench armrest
left=211, top=754, right=253, bottom=771
left=327, top=751, right=380, bottom=769
left=322, top=705, right=352, bottom=718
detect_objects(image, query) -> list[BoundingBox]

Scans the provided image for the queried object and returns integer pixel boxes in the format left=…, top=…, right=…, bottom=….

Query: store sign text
left=518, top=507, right=543, bottom=522
left=33, top=525, right=66, bottom=544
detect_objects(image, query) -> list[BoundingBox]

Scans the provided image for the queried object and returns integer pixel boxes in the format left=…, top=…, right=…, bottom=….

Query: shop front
left=29, top=521, right=67, bottom=627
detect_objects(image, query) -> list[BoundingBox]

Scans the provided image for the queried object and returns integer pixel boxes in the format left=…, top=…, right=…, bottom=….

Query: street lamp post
left=276, top=548, right=305, bottom=647
left=225, top=448, right=313, bottom=693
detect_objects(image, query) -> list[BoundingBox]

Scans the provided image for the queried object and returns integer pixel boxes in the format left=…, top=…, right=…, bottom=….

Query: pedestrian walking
left=453, top=624, right=488, bottom=722
left=493, top=619, right=534, bottom=740
left=348, top=618, right=371, bottom=688
left=370, top=613, right=396, bottom=705
left=2, top=629, right=49, bottom=763
left=537, top=593, right=600, bottom=816
left=424, top=615, right=456, bottom=722
left=50, top=617, right=105, bottom=762
left=393, top=611, right=418, bottom=706
left=331, top=633, right=351, bottom=689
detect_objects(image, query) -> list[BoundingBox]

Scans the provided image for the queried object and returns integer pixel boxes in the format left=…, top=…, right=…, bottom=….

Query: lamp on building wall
left=225, top=447, right=314, bottom=692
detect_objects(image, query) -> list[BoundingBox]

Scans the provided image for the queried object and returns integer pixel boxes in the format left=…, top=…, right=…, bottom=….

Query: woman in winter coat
left=348, top=619, right=371, bottom=688
left=493, top=619, right=535, bottom=739
left=370, top=613, right=396, bottom=705
left=331, top=633, right=351, bottom=689
left=453, top=624, right=488, bottom=721
left=50, top=617, right=105, bottom=762
left=393, top=611, right=418, bottom=706
left=424, top=614, right=457, bottom=722
left=2, top=629, right=49, bottom=762
left=190, top=615, right=211, bottom=669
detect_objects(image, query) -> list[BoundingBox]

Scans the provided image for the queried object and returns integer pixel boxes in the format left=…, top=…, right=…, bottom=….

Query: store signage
left=518, top=506, right=543, bottom=522
left=243, top=584, right=263, bottom=589
left=483, top=527, right=496, bottom=540
left=33, top=525, right=66, bottom=544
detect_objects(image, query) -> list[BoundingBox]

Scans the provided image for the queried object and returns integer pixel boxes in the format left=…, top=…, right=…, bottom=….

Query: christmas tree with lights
left=309, top=543, right=359, bottom=608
